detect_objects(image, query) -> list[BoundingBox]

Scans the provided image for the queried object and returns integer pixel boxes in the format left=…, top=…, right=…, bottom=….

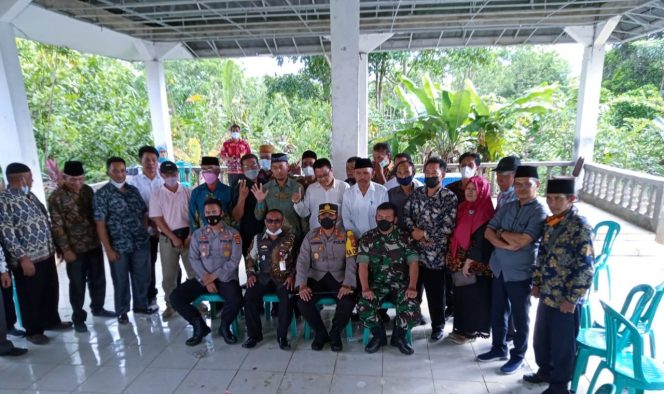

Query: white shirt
left=342, top=181, right=388, bottom=237
left=128, top=173, right=164, bottom=207
left=294, top=179, right=349, bottom=229
left=384, top=177, right=423, bottom=191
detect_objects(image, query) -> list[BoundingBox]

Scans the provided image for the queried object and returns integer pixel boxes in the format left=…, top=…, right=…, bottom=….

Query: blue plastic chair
left=587, top=301, right=664, bottom=393
left=636, top=281, right=664, bottom=358
left=175, top=161, right=192, bottom=189
left=192, top=293, right=240, bottom=337
left=262, top=293, right=298, bottom=339
left=362, top=302, right=413, bottom=346
left=593, top=221, right=621, bottom=299
left=571, top=284, right=654, bottom=393
left=302, top=297, right=353, bottom=341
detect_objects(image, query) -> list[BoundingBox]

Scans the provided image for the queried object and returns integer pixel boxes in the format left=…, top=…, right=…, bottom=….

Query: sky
left=236, top=43, right=586, bottom=79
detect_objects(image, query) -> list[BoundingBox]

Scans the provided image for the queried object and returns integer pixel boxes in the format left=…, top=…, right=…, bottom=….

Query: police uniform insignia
left=234, top=233, right=241, bottom=244
left=313, top=252, right=320, bottom=260
left=345, top=231, right=358, bottom=257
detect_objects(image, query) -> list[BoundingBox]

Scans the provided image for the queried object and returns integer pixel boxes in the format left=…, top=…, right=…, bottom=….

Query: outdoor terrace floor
left=0, top=201, right=662, bottom=394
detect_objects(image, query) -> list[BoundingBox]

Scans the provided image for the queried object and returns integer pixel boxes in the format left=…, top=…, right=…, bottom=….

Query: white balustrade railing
left=580, top=163, right=664, bottom=243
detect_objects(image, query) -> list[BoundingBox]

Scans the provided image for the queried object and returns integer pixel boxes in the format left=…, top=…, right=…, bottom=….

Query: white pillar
left=330, top=0, right=360, bottom=168
left=144, top=60, right=174, bottom=160
left=358, top=53, right=369, bottom=158
left=573, top=44, right=606, bottom=162
left=0, top=22, right=46, bottom=203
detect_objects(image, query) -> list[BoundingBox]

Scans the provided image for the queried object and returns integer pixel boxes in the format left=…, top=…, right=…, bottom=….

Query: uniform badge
left=223, top=250, right=230, bottom=257
left=313, top=252, right=320, bottom=260
left=345, top=231, right=358, bottom=257
left=234, top=233, right=241, bottom=244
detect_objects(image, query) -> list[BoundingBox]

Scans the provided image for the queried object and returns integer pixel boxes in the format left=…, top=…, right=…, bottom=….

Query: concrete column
left=144, top=60, right=174, bottom=160
left=358, top=52, right=369, bottom=158
left=0, top=22, right=46, bottom=203
left=330, top=0, right=360, bottom=168
left=573, top=44, right=606, bottom=162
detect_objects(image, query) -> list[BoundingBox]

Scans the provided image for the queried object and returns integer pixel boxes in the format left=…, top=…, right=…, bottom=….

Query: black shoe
left=49, top=321, right=74, bottom=331
left=218, top=325, right=237, bottom=344
left=118, top=314, right=129, bottom=324
left=277, top=337, right=291, bottom=350
left=74, top=321, right=88, bottom=333
left=186, top=319, right=211, bottom=346
left=242, top=336, right=262, bottom=349
left=444, top=308, right=454, bottom=320
left=379, top=309, right=391, bottom=324
left=418, top=316, right=428, bottom=326
left=329, top=329, right=342, bottom=352
left=523, top=372, right=550, bottom=384
left=7, top=327, right=26, bottom=337
left=0, top=347, right=28, bottom=357
left=391, top=327, right=414, bottom=355
left=311, top=334, right=330, bottom=351
left=430, top=327, right=444, bottom=341
left=365, top=326, right=387, bottom=353
left=133, top=308, right=153, bottom=315
left=92, top=309, right=117, bottom=318
left=147, top=304, right=159, bottom=314
left=26, top=334, right=49, bottom=345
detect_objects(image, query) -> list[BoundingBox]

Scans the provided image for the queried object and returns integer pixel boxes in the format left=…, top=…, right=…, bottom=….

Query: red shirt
left=220, top=139, right=251, bottom=174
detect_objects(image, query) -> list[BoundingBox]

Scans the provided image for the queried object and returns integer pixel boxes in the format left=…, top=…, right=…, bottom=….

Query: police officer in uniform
left=296, top=203, right=357, bottom=352
left=242, top=209, right=297, bottom=350
left=169, top=198, right=243, bottom=346
left=357, top=202, right=420, bottom=355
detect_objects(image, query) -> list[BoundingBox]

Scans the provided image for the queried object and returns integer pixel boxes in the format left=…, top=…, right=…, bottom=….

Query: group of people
left=0, top=124, right=595, bottom=394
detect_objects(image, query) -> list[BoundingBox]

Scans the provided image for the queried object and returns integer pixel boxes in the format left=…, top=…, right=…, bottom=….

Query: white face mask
left=265, top=228, right=283, bottom=236
left=231, top=132, right=240, bottom=139
left=460, top=166, right=475, bottom=179
left=302, top=166, right=315, bottom=177
left=109, top=179, right=125, bottom=189
left=20, top=185, right=30, bottom=195
left=259, top=159, right=271, bottom=171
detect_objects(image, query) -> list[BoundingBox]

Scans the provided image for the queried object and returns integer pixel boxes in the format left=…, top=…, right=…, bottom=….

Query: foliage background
left=16, top=38, right=664, bottom=181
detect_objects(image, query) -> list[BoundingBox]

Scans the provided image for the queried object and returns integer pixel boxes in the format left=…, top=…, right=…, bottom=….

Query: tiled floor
left=1, top=201, right=662, bottom=394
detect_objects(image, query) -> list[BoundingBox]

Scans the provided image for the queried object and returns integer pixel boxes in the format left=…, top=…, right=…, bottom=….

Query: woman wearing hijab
left=446, top=176, right=495, bottom=344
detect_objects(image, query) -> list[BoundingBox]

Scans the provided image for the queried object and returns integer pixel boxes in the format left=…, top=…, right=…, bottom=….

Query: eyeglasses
left=265, top=219, right=283, bottom=224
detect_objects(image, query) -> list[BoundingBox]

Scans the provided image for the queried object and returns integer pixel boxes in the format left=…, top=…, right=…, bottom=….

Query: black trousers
left=244, top=275, right=293, bottom=339
left=1, top=274, right=17, bottom=329
left=491, top=274, right=532, bottom=359
left=534, top=302, right=580, bottom=393
left=297, top=273, right=355, bottom=339
left=148, top=236, right=159, bottom=304
left=170, top=279, right=243, bottom=328
left=417, top=265, right=446, bottom=330
left=13, top=256, right=62, bottom=336
left=66, top=247, right=107, bottom=323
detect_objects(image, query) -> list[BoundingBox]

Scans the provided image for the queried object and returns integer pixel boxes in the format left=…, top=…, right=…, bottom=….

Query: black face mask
left=376, top=220, right=393, bottom=232
left=319, top=217, right=336, bottom=230
left=206, top=215, right=223, bottom=226
left=424, top=177, right=440, bottom=188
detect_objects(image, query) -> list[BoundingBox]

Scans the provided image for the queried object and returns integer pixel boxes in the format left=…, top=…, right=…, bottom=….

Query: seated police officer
left=242, top=209, right=297, bottom=350
left=170, top=198, right=243, bottom=346
left=296, top=203, right=357, bottom=352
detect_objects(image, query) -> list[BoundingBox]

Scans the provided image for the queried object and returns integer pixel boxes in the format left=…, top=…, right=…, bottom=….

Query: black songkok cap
left=492, top=156, right=521, bottom=172
left=514, top=165, right=539, bottom=179
left=63, top=161, right=84, bottom=176
left=271, top=153, right=289, bottom=163
left=546, top=178, right=575, bottom=194
left=354, top=158, right=373, bottom=169
left=200, top=156, right=220, bottom=166
left=160, top=161, right=178, bottom=174
left=5, top=163, right=31, bottom=175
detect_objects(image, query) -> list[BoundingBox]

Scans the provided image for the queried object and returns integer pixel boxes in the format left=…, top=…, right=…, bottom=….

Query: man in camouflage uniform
left=296, top=203, right=357, bottom=352
left=358, top=202, right=420, bottom=355
left=242, top=209, right=296, bottom=351
left=526, top=178, right=594, bottom=394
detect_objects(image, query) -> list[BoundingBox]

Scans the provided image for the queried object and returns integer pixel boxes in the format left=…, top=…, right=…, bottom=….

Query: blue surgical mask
left=379, top=159, right=389, bottom=168
left=20, top=185, right=30, bottom=195
left=244, top=169, right=259, bottom=180
left=259, top=159, right=271, bottom=170
left=231, top=132, right=240, bottom=139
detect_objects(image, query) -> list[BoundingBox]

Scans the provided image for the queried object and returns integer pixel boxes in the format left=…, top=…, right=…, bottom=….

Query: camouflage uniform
left=356, top=227, right=420, bottom=330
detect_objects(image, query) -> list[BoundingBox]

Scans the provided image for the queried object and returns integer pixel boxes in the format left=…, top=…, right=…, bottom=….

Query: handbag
left=451, top=271, right=477, bottom=287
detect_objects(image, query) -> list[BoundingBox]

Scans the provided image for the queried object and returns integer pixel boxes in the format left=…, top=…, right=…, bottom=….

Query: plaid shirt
left=220, top=139, right=251, bottom=174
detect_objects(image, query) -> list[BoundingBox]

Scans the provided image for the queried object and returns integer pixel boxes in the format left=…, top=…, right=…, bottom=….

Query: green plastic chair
left=192, top=293, right=240, bottom=337
left=636, top=281, right=664, bottom=358
left=571, top=284, right=654, bottom=392
left=302, top=297, right=353, bottom=340
left=262, top=293, right=298, bottom=339
left=11, top=281, right=23, bottom=329
left=593, top=221, right=621, bottom=299
left=361, top=301, right=413, bottom=346
left=594, top=383, right=616, bottom=394
left=587, top=301, right=664, bottom=393
left=175, top=161, right=192, bottom=189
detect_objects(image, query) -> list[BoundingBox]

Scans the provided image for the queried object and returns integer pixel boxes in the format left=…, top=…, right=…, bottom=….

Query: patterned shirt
left=357, top=227, right=418, bottom=287
left=533, top=206, right=595, bottom=307
left=0, top=244, right=7, bottom=273
left=245, top=230, right=297, bottom=283
left=255, top=178, right=304, bottom=240
left=48, top=184, right=100, bottom=254
left=220, top=139, right=251, bottom=174
left=404, top=186, right=457, bottom=269
left=0, top=189, right=54, bottom=265
left=189, top=181, right=233, bottom=231
left=93, top=183, right=149, bottom=254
